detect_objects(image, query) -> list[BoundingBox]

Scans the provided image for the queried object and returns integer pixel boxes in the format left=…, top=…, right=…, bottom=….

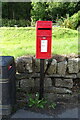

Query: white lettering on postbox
left=41, top=40, right=47, bottom=52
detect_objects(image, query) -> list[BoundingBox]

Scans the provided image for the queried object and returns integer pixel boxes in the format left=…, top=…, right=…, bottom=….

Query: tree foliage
left=31, top=2, right=48, bottom=22
left=63, top=11, right=80, bottom=29
left=31, top=2, right=80, bottom=22
left=2, top=2, right=80, bottom=28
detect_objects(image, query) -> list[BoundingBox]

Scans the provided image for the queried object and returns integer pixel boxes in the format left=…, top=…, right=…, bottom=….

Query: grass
left=0, top=27, right=78, bottom=58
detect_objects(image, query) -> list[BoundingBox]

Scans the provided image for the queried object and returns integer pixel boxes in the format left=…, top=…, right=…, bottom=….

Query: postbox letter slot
left=38, top=28, right=51, bottom=30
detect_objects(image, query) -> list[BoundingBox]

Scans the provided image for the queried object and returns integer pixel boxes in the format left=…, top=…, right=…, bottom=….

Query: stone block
left=47, top=59, right=57, bottom=74
left=44, top=93, right=78, bottom=103
left=55, top=78, right=73, bottom=88
left=16, top=73, right=33, bottom=80
left=34, top=78, right=39, bottom=87
left=45, top=87, right=72, bottom=94
left=77, top=72, right=80, bottom=78
left=34, top=78, right=52, bottom=88
left=33, top=58, right=40, bottom=73
left=16, top=56, right=33, bottom=73
left=64, top=74, right=77, bottom=79
left=68, top=58, right=80, bottom=73
left=33, top=58, right=47, bottom=73
left=78, top=59, right=80, bottom=71
left=57, top=61, right=67, bottom=75
left=52, top=55, right=67, bottom=62
left=44, top=78, right=52, bottom=87
left=48, top=74, right=77, bottom=79
left=20, top=78, right=34, bottom=91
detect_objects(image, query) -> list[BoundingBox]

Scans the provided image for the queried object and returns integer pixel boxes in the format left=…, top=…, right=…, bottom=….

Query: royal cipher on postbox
left=36, top=21, right=52, bottom=59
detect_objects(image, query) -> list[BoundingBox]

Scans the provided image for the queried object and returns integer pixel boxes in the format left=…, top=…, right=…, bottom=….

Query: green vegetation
left=27, top=93, right=56, bottom=109
left=63, top=11, right=80, bottom=29
left=0, top=27, right=78, bottom=58
left=31, top=2, right=79, bottom=22
left=49, top=103, right=56, bottom=109
left=2, top=2, right=80, bottom=29
left=2, top=19, right=31, bottom=27
left=27, top=93, right=47, bottom=108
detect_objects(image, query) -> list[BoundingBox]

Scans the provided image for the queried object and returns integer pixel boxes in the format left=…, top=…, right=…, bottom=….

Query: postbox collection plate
left=36, top=21, right=52, bottom=59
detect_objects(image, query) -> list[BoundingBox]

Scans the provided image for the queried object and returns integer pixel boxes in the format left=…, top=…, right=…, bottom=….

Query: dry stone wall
left=15, top=55, right=80, bottom=101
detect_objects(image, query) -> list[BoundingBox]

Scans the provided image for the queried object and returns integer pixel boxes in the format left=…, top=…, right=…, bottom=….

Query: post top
left=36, top=21, right=52, bottom=28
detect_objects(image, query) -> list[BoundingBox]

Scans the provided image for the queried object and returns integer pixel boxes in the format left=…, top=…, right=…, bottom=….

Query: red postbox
left=36, top=21, right=52, bottom=59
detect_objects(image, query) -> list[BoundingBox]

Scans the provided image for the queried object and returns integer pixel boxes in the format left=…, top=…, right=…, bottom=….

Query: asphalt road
left=11, top=106, right=80, bottom=119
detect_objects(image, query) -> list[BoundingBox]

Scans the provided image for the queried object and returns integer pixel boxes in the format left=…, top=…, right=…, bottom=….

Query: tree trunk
left=8, top=2, right=15, bottom=19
